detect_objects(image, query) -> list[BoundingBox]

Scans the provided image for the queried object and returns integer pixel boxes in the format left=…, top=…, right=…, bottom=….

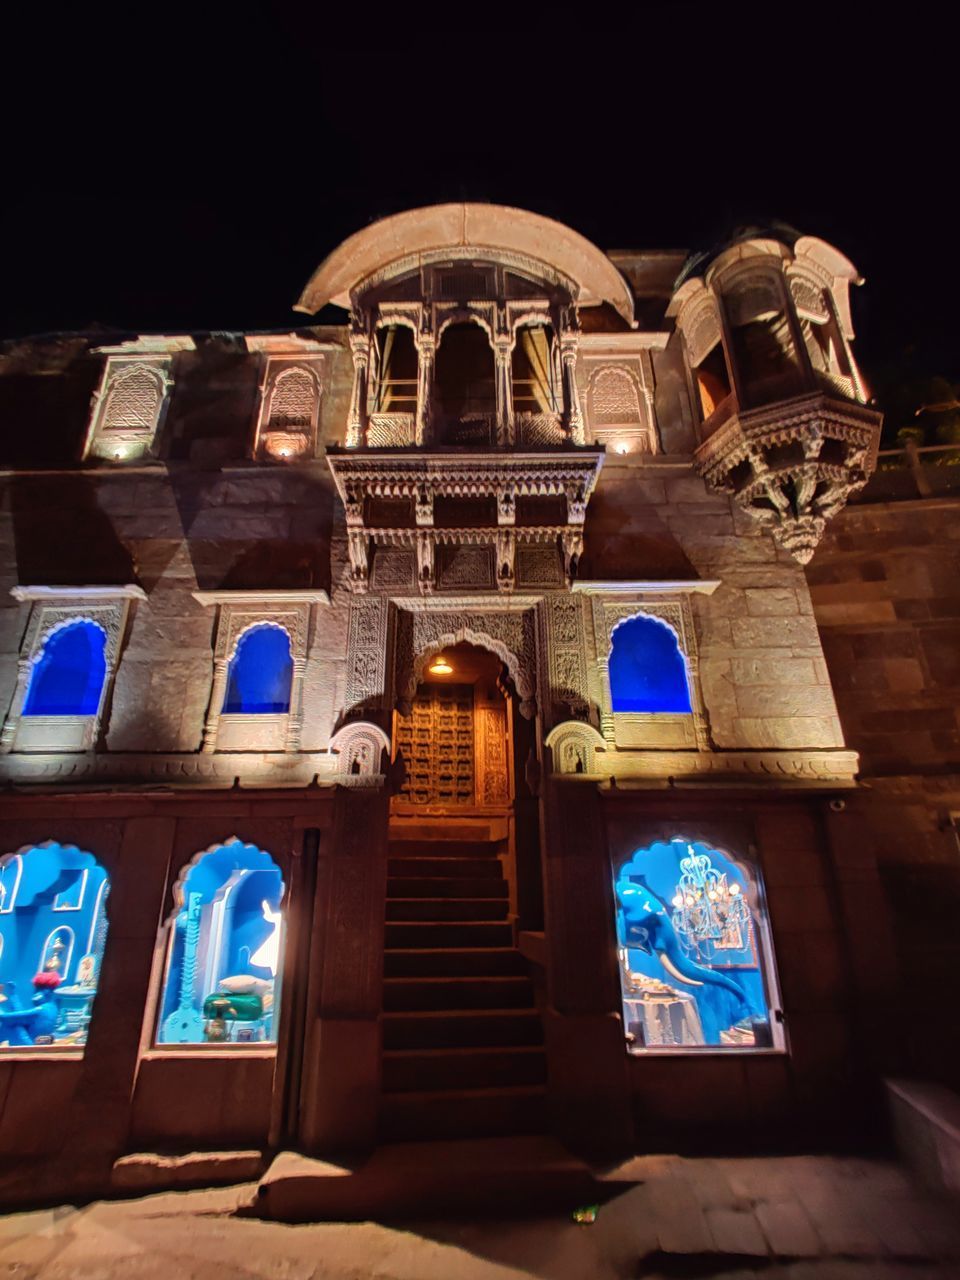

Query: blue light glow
left=223, top=625, right=293, bottom=715
left=23, top=621, right=107, bottom=717
left=609, top=614, right=692, bottom=714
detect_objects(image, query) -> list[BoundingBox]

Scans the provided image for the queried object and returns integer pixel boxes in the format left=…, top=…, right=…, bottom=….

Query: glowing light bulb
left=672, top=894, right=684, bottom=908
left=428, top=652, right=453, bottom=675
left=615, top=442, right=629, bottom=455
left=278, top=447, right=291, bottom=458
left=729, top=883, right=740, bottom=896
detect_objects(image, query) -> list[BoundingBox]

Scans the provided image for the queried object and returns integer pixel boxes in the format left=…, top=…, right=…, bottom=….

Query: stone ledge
left=886, top=1078, right=960, bottom=1196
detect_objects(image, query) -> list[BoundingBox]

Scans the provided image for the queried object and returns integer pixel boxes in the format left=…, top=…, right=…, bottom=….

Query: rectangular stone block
left=735, top=685, right=839, bottom=719
left=745, top=587, right=800, bottom=617
left=731, top=616, right=822, bottom=649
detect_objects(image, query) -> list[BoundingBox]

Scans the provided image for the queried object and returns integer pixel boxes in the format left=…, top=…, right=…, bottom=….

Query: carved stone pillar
left=561, top=529, right=584, bottom=584
left=286, top=656, right=307, bottom=749
left=415, top=334, right=435, bottom=446
left=497, top=484, right=516, bottom=526
left=201, top=658, right=229, bottom=752
left=347, top=530, right=371, bottom=593
left=494, top=339, right=514, bottom=445
left=496, top=529, right=516, bottom=593
left=347, top=322, right=370, bottom=448
left=0, top=659, right=31, bottom=752
left=559, top=308, right=585, bottom=445
left=416, top=532, right=435, bottom=595
left=415, top=484, right=434, bottom=527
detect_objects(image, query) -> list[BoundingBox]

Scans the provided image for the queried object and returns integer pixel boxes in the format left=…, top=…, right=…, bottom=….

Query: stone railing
left=367, top=413, right=415, bottom=447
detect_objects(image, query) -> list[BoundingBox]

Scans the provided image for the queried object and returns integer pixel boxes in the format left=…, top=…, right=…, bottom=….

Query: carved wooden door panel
left=395, top=683, right=474, bottom=805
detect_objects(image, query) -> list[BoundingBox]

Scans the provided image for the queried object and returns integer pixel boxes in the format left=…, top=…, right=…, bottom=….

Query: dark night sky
left=2, top=7, right=957, bottom=406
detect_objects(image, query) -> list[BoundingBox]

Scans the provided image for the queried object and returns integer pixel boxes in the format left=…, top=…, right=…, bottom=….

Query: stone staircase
left=380, top=831, right=546, bottom=1142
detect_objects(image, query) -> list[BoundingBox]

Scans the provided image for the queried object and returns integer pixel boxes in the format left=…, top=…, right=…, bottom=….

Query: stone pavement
left=0, top=1153, right=958, bottom=1279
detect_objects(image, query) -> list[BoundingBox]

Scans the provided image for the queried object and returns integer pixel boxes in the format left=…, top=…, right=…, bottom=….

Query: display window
left=614, top=838, right=783, bottom=1051
left=608, top=614, right=692, bottom=714
left=0, top=843, right=110, bottom=1050
left=156, top=840, right=285, bottom=1048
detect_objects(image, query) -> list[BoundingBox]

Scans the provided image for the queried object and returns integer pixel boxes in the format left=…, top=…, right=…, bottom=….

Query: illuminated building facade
left=0, top=206, right=955, bottom=1205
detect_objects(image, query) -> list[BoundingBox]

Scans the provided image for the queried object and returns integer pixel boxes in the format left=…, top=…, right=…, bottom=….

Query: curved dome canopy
left=295, top=203, right=635, bottom=325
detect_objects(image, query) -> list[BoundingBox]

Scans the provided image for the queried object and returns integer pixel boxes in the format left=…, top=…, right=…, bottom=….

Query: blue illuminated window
left=157, top=839, right=285, bottom=1047
left=22, top=621, right=107, bottom=717
left=609, top=614, right=691, bottom=714
left=223, top=625, right=293, bottom=715
left=614, top=838, right=781, bottom=1052
left=0, top=842, right=110, bottom=1049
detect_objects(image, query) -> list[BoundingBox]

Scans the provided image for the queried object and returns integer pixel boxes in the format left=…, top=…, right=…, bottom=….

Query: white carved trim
left=329, top=721, right=390, bottom=778
left=11, top=585, right=146, bottom=603
left=191, top=590, right=330, bottom=606
left=572, top=580, right=720, bottom=596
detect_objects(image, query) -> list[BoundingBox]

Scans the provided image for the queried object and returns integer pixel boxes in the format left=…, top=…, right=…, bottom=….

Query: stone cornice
left=92, top=336, right=195, bottom=355
left=326, top=449, right=604, bottom=499
left=191, top=589, right=330, bottom=607
left=572, top=580, right=720, bottom=596
left=11, top=584, right=147, bottom=603
left=579, top=332, right=670, bottom=353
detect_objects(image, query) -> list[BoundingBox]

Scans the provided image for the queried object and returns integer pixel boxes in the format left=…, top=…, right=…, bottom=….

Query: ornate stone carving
left=392, top=598, right=539, bottom=720
left=371, top=549, right=416, bottom=591
left=693, top=392, right=882, bottom=564
left=329, top=721, right=390, bottom=779
left=516, top=545, right=562, bottom=588
left=84, top=356, right=173, bottom=461
left=346, top=597, right=387, bottom=714
left=437, top=545, right=496, bottom=591
left=545, top=721, right=606, bottom=775
left=544, top=595, right=589, bottom=725
left=476, top=702, right=510, bottom=804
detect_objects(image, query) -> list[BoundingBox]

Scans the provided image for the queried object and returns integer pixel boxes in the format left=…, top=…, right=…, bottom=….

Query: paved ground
left=0, top=1153, right=958, bottom=1278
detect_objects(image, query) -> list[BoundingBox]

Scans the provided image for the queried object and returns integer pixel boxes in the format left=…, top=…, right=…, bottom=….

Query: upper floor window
left=609, top=614, right=692, bottom=714
left=83, top=352, right=179, bottom=462
left=253, top=357, right=324, bottom=461
left=614, top=837, right=782, bottom=1053
left=1, top=586, right=144, bottom=754
left=22, top=620, right=107, bottom=717
left=0, top=841, right=110, bottom=1051
left=223, top=625, right=293, bottom=715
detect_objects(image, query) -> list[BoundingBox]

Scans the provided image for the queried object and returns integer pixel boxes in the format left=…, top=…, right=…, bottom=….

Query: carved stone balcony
left=693, top=392, right=882, bottom=563
left=327, top=447, right=604, bottom=593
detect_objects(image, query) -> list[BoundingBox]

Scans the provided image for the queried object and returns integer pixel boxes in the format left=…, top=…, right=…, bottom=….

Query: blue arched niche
left=608, top=614, right=691, bottom=714
left=23, top=620, right=107, bottom=717
left=223, top=624, right=293, bottom=715
left=614, top=837, right=779, bottom=1051
left=157, top=839, right=285, bottom=1046
left=0, top=842, right=110, bottom=1048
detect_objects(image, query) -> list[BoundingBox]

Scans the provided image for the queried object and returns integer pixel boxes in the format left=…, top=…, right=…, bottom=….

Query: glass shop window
left=609, top=615, right=692, bottom=714
left=614, top=838, right=782, bottom=1052
left=0, top=843, right=110, bottom=1050
left=23, top=620, right=107, bottom=717
left=156, top=839, right=285, bottom=1047
left=223, top=625, right=293, bottom=715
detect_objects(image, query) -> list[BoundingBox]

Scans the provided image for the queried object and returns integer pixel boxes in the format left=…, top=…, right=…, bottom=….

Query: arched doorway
left=383, top=640, right=546, bottom=1141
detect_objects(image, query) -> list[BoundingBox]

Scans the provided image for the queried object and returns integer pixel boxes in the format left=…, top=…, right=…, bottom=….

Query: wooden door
left=394, top=683, right=475, bottom=805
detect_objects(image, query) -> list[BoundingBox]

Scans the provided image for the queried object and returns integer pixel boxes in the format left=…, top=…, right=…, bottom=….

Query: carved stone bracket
left=693, top=393, right=882, bottom=564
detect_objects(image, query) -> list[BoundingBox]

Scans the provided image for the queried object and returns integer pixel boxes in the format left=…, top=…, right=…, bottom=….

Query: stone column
left=286, top=656, right=307, bottom=750
left=416, top=532, right=435, bottom=595
left=559, top=308, right=585, bottom=444
left=297, top=784, right=389, bottom=1154
left=494, top=339, right=514, bottom=445
left=539, top=777, right=633, bottom=1157
left=0, top=658, right=31, bottom=751
left=496, top=528, right=516, bottom=593
left=414, top=334, right=435, bottom=446
left=201, top=657, right=229, bottom=752
left=347, top=322, right=370, bottom=448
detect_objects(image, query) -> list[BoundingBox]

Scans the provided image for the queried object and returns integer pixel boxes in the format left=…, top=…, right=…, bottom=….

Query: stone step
left=384, top=947, right=527, bottom=978
left=382, top=1045, right=547, bottom=1093
left=383, top=975, right=534, bottom=1012
left=383, top=1008, right=544, bottom=1050
left=387, top=876, right=508, bottom=899
left=388, top=856, right=503, bottom=879
left=386, top=897, right=509, bottom=923
left=380, top=1085, right=547, bottom=1143
left=247, top=1136, right=617, bottom=1222
left=388, top=841, right=501, bottom=860
left=385, top=920, right=513, bottom=949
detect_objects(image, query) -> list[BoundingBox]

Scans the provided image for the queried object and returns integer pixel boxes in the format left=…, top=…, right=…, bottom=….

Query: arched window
left=23, top=620, right=107, bottom=717
left=0, top=843, right=110, bottom=1049
left=609, top=615, right=691, bottom=714
left=590, top=368, right=642, bottom=424
left=614, top=838, right=782, bottom=1051
left=102, top=366, right=163, bottom=431
left=268, top=367, right=316, bottom=430
left=222, top=625, right=293, bottom=715
left=156, top=839, right=285, bottom=1047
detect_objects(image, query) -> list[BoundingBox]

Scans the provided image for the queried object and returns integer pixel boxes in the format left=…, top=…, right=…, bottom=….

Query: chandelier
left=670, top=845, right=751, bottom=964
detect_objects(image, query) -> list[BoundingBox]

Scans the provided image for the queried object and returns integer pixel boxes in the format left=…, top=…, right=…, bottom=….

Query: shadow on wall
left=580, top=486, right=698, bottom=582
left=10, top=475, right=137, bottom=587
